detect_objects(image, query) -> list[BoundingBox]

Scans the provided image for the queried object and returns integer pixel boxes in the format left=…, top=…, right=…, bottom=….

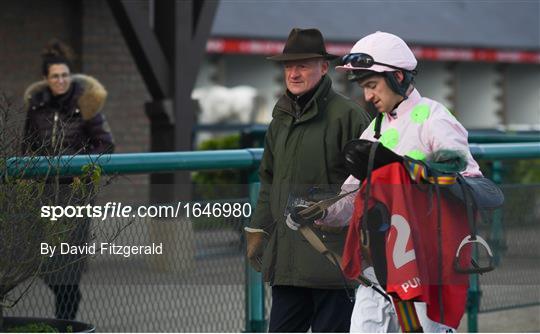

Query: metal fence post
left=245, top=168, right=266, bottom=332
left=467, top=160, right=503, bottom=332
left=490, top=160, right=505, bottom=265
left=467, top=256, right=481, bottom=332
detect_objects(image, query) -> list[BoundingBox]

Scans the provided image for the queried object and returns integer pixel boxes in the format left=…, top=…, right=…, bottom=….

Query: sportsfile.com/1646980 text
left=40, top=201, right=252, bottom=221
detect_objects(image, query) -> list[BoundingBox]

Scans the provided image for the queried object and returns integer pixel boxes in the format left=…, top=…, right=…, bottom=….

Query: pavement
left=459, top=306, right=540, bottom=332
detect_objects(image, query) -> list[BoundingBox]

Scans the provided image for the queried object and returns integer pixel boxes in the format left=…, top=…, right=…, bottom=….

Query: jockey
left=312, top=31, right=502, bottom=333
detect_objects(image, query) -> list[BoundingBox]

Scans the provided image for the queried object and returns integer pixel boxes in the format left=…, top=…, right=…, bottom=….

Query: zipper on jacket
left=51, top=111, right=59, bottom=148
left=288, top=119, right=307, bottom=279
left=293, top=100, right=301, bottom=120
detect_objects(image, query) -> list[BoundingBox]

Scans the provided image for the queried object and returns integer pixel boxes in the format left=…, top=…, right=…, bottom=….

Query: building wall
left=454, top=63, right=502, bottom=128
left=414, top=61, right=453, bottom=110
left=82, top=0, right=150, bottom=153
left=505, top=64, right=540, bottom=130
left=81, top=0, right=150, bottom=205
left=0, top=0, right=81, bottom=102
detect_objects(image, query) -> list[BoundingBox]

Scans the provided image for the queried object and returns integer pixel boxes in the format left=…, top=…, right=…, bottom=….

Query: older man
left=245, top=28, right=371, bottom=332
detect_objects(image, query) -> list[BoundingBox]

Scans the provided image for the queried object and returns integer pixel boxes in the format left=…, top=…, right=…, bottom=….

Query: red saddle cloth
left=342, top=162, right=471, bottom=328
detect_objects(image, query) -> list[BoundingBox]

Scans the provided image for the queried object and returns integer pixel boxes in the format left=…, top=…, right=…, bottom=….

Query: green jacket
left=249, top=75, right=371, bottom=288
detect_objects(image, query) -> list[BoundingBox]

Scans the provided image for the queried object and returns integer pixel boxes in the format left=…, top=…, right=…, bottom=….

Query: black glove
left=343, top=139, right=402, bottom=181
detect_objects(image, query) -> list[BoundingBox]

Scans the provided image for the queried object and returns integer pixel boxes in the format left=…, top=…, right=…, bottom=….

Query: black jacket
left=23, top=74, right=114, bottom=156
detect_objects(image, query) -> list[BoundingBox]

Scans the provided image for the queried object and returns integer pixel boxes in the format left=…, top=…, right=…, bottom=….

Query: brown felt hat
left=267, top=28, right=338, bottom=61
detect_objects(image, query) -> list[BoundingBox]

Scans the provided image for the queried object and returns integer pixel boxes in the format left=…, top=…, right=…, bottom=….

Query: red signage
left=207, top=38, right=540, bottom=64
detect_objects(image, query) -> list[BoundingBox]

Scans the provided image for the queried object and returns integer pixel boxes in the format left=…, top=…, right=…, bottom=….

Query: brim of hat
left=267, top=53, right=339, bottom=61
left=335, top=63, right=393, bottom=73
left=335, top=66, right=378, bottom=82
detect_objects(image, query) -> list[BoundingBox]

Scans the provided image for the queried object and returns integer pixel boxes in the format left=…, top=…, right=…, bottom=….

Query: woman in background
left=23, top=39, right=114, bottom=320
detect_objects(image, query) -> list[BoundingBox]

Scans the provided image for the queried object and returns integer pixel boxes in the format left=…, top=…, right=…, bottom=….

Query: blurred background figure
left=192, top=85, right=265, bottom=125
left=22, top=39, right=114, bottom=320
left=192, top=84, right=266, bottom=144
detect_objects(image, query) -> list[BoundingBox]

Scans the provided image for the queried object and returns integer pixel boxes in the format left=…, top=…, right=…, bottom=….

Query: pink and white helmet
left=336, top=31, right=417, bottom=73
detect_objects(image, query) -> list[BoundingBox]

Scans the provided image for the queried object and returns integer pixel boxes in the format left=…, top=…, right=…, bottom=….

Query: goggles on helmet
left=341, top=53, right=415, bottom=74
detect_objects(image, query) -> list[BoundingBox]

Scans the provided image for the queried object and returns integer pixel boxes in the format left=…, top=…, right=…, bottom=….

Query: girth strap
left=393, top=297, right=424, bottom=333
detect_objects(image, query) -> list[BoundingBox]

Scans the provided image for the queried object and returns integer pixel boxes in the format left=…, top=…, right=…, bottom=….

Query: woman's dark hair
left=41, top=39, right=75, bottom=76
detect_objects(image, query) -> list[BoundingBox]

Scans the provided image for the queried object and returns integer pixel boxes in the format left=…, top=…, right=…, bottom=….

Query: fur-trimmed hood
left=24, top=74, right=107, bottom=120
